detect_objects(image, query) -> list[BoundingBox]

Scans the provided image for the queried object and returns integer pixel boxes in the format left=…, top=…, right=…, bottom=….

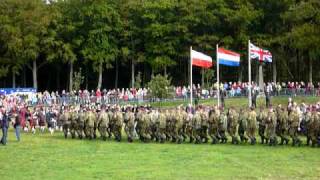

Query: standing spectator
left=13, top=110, right=21, bottom=142
left=96, top=89, right=101, bottom=104
left=1, top=108, right=10, bottom=145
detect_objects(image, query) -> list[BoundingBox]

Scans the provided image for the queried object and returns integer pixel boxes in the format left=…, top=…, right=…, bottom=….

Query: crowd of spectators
left=1, top=81, right=320, bottom=107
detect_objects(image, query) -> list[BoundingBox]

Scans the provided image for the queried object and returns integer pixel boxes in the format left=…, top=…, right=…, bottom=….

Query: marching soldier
left=257, top=107, right=267, bottom=144
left=288, top=104, right=302, bottom=146
left=247, top=107, right=257, bottom=145
left=228, top=107, right=239, bottom=144
left=238, top=108, right=248, bottom=143
left=208, top=107, right=220, bottom=144
left=124, top=107, right=135, bottom=143
left=218, top=109, right=228, bottom=143
left=265, top=107, right=277, bottom=146
left=98, top=107, right=109, bottom=141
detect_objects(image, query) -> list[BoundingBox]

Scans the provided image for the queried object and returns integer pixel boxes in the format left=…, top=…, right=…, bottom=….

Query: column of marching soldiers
left=59, top=103, right=320, bottom=147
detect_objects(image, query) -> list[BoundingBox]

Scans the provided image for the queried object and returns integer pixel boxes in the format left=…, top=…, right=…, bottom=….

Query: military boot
left=211, top=138, right=217, bottom=144
left=306, top=137, right=311, bottom=146
left=273, top=138, right=278, bottom=146
left=296, top=138, right=302, bottom=147
left=189, top=137, right=194, bottom=143
left=203, top=137, right=209, bottom=143
left=284, top=138, right=289, bottom=145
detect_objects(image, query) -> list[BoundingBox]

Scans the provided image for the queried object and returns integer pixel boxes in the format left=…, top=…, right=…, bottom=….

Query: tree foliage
left=147, top=74, right=172, bottom=99
left=0, top=0, right=319, bottom=90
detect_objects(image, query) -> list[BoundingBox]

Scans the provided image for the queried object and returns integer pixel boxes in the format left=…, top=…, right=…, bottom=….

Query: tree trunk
left=23, top=66, right=26, bottom=87
left=309, top=56, right=313, bottom=83
left=201, top=68, right=204, bottom=87
left=56, top=67, right=60, bottom=91
left=259, top=63, right=264, bottom=91
left=131, top=59, right=135, bottom=88
left=69, top=61, right=74, bottom=92
left=273, top=56, right=277, bottom=83
left=12, top=71, right=16, bottom=88
left=238, top=65, right=242, bottom=82
left=164, top=66, right=167, bottom=76
left=97, top=61, right=103, bottom=89
left=115, top=59, right=118, bottom=89
left=85, top=66, right=88, bottom=90
left=32, top=60, right=38, bottom=90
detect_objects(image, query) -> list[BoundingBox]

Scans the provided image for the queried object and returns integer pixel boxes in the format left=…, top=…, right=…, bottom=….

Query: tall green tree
left=283, top=0, right=320, bottom=82
left=80, top=0, right=121, bottom=89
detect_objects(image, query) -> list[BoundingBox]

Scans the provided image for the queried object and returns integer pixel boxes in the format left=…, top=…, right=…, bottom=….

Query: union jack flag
left=250, top=43, right=272, bottom=63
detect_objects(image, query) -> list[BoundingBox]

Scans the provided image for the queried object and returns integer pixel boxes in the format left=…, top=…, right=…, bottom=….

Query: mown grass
left=0, top=96, right=319, bottom=180
left=1, top=130, right=320, bottom=179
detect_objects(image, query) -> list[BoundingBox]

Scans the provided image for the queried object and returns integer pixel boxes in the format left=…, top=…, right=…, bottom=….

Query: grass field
left=1, top=96, right=320, bottom=180
left=0, top=131, right=319, bottom=180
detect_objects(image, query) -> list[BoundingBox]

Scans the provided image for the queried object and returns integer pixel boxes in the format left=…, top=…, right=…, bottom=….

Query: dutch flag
left=217, top=48, right=240, bottom=66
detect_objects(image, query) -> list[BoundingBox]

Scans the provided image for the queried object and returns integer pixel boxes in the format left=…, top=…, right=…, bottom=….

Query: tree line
left=0, top=0, right=319, bottom=91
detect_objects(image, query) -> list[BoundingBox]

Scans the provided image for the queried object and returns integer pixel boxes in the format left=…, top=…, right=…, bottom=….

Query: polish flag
left=191, top=49, right=213, bottom=68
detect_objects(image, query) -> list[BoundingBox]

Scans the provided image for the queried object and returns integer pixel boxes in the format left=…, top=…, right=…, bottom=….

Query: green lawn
left=1, top=96, right=320, bottom=180
left=0, top=130, right=319, bottom=180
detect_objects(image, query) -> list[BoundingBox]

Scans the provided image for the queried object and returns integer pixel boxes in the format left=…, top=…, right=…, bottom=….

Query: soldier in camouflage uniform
left=77, top=108, right=86, bottom=139
left=276, top=107, right=290, bottom=145
left=150, top=109, right=159, bottom=141
left=218, top=109, right=228, bottom=143
left=288, top=105, right=302, bottom=146
left=247, top=107, right=257, bottom=145
left=175, top=108, right=185, bottom=144
left=140, top=109, right=151, bottom=142
left=180, top=109, right=188, bottom=142
left=208, top=107, right=220, bottom=144
left=107, top=107, right=114, bottom=139
left=199, top=107, right=209, bottom=143
left=308, top=108, right=320, bottom=147
left=124, top=107, right=135, bottom=143
left=165, top=109, right=172, bottom=141
left=193, top=107, right=202, bottom=144
left=112, top=107, right=123, bottom=142
left=61, top=107, right=71, bottom=139
left=185, top=109, right=194, bottom=143
left=265, top=108, right=277, bottom=146
left=135, top=107, right=143, bottom=141
left=93, top=107, right=99, bottom=139
left=227, top=107, right=239, bottom=144
left=85, top=108, right=96, bottom=140
left=155, top=109, right=167, bottom=143
left=257, top=107, right=267, bottom=144
left=98, top=108, right=109, bottom=141
left=238, top=108, right=248, bottom=143
left=69, top=107, right=78, bottom=139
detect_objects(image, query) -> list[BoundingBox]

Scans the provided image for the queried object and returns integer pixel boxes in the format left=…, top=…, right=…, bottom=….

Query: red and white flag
left=191, top=49, right=213, bottom=68
left=250, top=43, right=272, bottom=63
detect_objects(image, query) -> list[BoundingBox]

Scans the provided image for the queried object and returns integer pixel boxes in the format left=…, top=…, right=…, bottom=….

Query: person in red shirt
left=96, top=89, right=101, bottom=104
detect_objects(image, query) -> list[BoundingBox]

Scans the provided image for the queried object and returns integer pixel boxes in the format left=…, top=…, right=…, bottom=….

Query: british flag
left=249, top=43, right=272, bottom=63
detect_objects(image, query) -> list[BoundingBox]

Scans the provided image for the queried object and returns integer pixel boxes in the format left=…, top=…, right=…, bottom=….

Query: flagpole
left=248, top=40, right=252, bottom=107
left=190, top=46, right=193, bottom=106
left=216, top=44, right=220, bottom=107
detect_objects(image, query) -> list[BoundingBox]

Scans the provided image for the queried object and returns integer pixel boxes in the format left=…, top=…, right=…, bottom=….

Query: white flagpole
left=216, top=44, right=220, bottom=107
left=248, top=40, right=252, bottom=107
left=190, top=46, right=193, bottom=106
